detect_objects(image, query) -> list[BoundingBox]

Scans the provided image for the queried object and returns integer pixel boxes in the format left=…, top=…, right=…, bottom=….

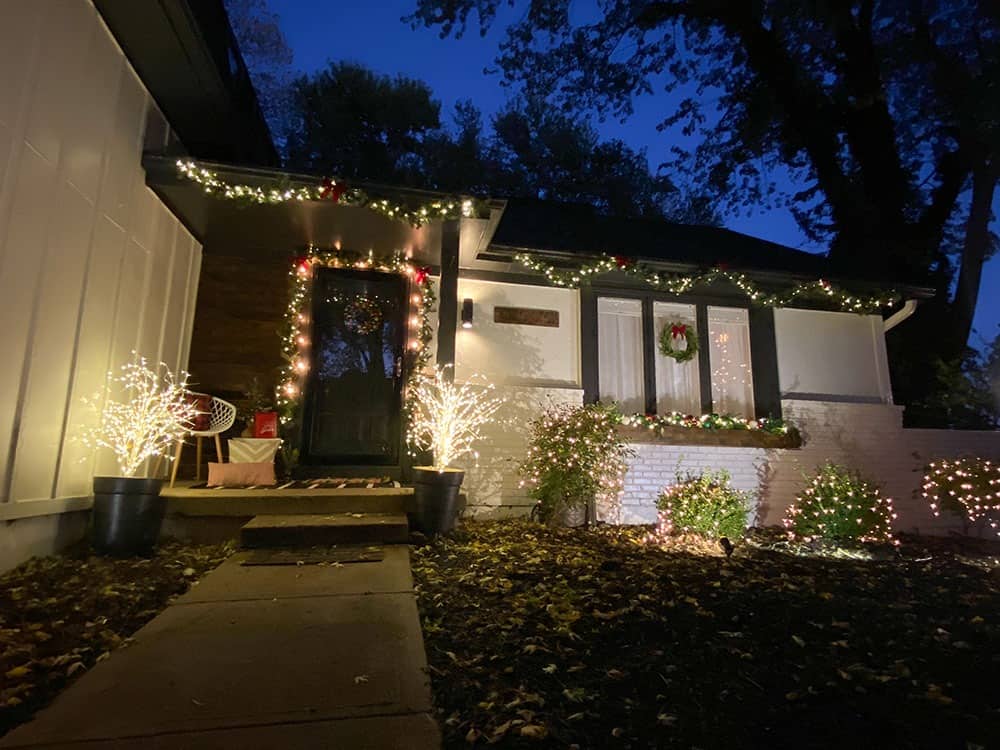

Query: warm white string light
left=78, top=353, right=200, bottom=477
left=407, top=366, right=503, bottom=470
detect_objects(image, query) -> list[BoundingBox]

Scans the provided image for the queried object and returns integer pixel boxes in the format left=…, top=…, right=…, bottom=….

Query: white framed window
left=597, top=297, right=644, bottom=412
left=707, top=306, right=755, bottom=418
left=653, top=301, right=700, bottom=415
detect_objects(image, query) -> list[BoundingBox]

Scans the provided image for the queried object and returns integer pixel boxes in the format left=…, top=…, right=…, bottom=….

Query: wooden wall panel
left=187, top=252, right=290, bottom=401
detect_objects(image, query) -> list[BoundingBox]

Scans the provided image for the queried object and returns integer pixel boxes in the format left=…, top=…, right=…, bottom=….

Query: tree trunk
left=952, top=163, right=997, bottom=353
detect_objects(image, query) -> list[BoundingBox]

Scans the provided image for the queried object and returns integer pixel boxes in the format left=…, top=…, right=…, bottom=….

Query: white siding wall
left=454, top=279, right=581, bottom=387
left=774, top=308, right=892, bottom=402
left=0, top=0, right=203, bottom=570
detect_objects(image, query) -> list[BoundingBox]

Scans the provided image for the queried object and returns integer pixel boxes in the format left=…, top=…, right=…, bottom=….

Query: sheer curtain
left=653, top=301, right=701, bottom=415
left=598, top=297, right=644, bottom=412
left=708, top=306, right=755, bottom=418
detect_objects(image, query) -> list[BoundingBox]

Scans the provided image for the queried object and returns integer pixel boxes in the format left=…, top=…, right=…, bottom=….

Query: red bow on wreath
left=414, top=266, right=431, bottom=285
left=613, top=255, right=632, bottom=269
left=319, top=178, right=348, bottom=202
left=671, top=324, right=688, bottom=338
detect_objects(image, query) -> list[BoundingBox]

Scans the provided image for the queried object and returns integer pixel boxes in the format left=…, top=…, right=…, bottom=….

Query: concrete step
left=163, top=487, right=413, bottom=517
left=240, top=513, right=410, bottom=548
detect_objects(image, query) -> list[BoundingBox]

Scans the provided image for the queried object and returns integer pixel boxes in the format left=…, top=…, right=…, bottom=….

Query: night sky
left=271, top=0, right=999, bottom=348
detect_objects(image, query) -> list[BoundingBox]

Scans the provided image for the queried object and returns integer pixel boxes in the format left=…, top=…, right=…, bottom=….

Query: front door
left=300, top=268, right=406, bottom=466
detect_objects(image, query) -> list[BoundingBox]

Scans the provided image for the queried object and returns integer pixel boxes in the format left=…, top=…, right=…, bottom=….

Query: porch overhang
left=142, top=155, right=448, bottom=261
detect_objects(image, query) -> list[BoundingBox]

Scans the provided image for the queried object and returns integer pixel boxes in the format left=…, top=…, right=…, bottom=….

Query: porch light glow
left=461, top=298, right=474, bottom=329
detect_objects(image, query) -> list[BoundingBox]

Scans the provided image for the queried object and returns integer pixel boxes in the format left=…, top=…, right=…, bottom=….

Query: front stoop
left=240, top=513, right=410, bottom=548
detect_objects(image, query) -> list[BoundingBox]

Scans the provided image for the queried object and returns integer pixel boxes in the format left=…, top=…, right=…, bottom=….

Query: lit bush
left=519, top=402, right=633, bottom=524
left=783, top=463, right=897, bottom=544
left=922, top=457, right=1000, bottom=536
left=652, top=470, right=752, bottom=541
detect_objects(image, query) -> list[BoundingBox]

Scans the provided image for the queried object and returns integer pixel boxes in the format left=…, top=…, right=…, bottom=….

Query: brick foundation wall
left=463, top=395, right=1000, bottom=537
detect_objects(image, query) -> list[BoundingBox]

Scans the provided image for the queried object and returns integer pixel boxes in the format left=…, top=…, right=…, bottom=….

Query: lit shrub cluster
left=922, top=457, right=1000, bottom=536
left=651, top=470, right=752, bottom=541
left=519, top=402, right=634, bottom=524
left=783, top=463, right=897, bottom=544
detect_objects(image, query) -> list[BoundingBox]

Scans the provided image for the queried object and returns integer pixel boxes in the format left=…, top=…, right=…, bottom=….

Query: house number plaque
left=493, top=306, right=560, bottom=327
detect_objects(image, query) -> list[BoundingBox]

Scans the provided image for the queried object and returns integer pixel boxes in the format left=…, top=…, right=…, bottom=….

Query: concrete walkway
left=0, top=547, right=439, bottom=749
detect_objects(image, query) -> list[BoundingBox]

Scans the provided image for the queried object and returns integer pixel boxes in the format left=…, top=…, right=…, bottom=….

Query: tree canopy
left=406, top=0, right=999, bottom=426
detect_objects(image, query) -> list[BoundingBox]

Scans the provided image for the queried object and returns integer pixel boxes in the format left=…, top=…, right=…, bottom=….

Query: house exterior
left=2, top=0, right=998, bottom=573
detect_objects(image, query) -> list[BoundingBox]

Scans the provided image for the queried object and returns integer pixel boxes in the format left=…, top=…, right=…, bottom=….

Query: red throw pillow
left=184, top=394, right=212, bottom=432
left=206, top=462, right=276, bottom=487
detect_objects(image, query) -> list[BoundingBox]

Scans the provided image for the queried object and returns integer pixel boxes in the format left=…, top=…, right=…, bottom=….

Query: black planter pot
left=91, top=477, right=166, bottom=556
left=411, top=467, right=465, bottom=536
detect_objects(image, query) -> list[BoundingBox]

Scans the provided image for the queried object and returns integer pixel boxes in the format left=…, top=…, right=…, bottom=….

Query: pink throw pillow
left=206, top=462, right=275, bottom=487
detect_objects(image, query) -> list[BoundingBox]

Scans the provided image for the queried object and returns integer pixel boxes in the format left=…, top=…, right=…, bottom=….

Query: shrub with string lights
left=78, top=354, right=199, bottom=478
left=650, top=470, right=753, bottom=542
left=783, top=463, right=897, bottom=544
left=922, top=457, right=1000, bottom=536
left=519, top=402, right=634, bottom=524
left=406, top=366, right=503, bottom=470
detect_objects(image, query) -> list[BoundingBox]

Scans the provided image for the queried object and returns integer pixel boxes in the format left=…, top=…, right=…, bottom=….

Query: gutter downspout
left=883, top=299, right=918, bottom=332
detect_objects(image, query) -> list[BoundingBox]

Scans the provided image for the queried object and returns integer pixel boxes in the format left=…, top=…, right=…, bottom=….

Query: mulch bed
left=412, top=522, right=1000, bottom=749
left=0, top=540, right=232, bottom=737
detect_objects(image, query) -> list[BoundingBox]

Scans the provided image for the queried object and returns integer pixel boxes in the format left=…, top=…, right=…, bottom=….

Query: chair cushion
left=206, top=462, right=276, bottom=487
left=184, top=394, right=212, bottom=432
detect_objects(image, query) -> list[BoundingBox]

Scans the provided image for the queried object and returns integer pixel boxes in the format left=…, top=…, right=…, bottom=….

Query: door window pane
left=708, top=306, right=754, bottom=418
left=653, top=301, right=700, bottom=415
left=598, top=297, right=644, bottom=412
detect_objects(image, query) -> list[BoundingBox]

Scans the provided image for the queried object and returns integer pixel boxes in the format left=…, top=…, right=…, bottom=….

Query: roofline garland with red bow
left=176, top=160, right=481, bottom=227
left=513, top=252, right=901, bottom=314
left=276, top=248, right=436, bottom=437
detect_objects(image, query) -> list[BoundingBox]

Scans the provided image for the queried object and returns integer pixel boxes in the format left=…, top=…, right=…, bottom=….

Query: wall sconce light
left=461, top=298, right=474, bottom=329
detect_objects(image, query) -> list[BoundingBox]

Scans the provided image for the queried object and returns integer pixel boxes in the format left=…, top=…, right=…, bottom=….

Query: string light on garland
left=513, top=252, right=901, bottom=314
left=922, top=457, right=1000, bottom=536
left=276, top=247, right=436, bottom=428
left=176, top=160, right=480, bottom=226
left=618, top=411, right=792, bottom=436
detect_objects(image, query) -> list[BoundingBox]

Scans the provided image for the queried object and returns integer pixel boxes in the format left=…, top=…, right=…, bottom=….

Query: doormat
left=187, top=477, right=401, bottom=490
left=241, top=545, right=386, bottom=566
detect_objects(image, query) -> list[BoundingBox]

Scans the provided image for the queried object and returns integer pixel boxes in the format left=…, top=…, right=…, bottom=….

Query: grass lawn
left=412, top=521, right=1000, bottom=749
left=0, top=541, right=231, bottom=736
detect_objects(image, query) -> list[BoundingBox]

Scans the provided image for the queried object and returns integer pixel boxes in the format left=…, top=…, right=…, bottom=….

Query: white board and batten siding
left=0, top=0, right=202, bottom=569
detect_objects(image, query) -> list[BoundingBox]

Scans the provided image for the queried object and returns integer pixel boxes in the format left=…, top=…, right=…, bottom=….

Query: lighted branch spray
left=407, top=365, right=503, bottom=534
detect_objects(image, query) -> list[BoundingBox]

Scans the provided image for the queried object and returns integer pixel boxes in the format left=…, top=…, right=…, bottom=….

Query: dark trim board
left=437, top=221, right=460, bottom=378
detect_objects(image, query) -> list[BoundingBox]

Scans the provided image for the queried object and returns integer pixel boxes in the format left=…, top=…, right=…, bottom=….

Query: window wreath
left=659, top=321, right=698, bottom=362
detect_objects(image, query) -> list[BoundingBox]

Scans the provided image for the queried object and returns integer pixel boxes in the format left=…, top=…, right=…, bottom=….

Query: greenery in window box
left=649, top=470, right=752, bottom=542
left=619, top=411, right=796, bottom=437
left=519, top=402, right=634, bottom=525
left=922, top=457, right=1000, bottom=536
left=783, top=463, right=898, bottom=544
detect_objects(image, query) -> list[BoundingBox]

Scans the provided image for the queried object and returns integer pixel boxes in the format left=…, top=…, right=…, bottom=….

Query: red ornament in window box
left=254, top=411, right=278, bottom=438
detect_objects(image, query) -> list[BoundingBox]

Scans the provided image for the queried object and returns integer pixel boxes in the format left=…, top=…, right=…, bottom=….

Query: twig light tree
left=407, top=365, right=503, bottom=471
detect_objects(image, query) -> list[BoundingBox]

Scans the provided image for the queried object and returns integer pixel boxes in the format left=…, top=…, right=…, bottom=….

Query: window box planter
left=617, top=424, right=802, bottom=449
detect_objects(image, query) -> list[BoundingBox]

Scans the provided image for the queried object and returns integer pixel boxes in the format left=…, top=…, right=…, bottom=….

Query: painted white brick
left=463, top=396, right=1000, bottom=537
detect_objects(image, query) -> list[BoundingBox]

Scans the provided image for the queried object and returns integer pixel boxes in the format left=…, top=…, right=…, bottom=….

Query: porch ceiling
left=142, top=155, right=442, bottom=261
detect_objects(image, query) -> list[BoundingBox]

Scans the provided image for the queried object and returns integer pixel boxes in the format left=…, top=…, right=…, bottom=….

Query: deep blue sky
left=271, top=0, right=999, bottom=348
